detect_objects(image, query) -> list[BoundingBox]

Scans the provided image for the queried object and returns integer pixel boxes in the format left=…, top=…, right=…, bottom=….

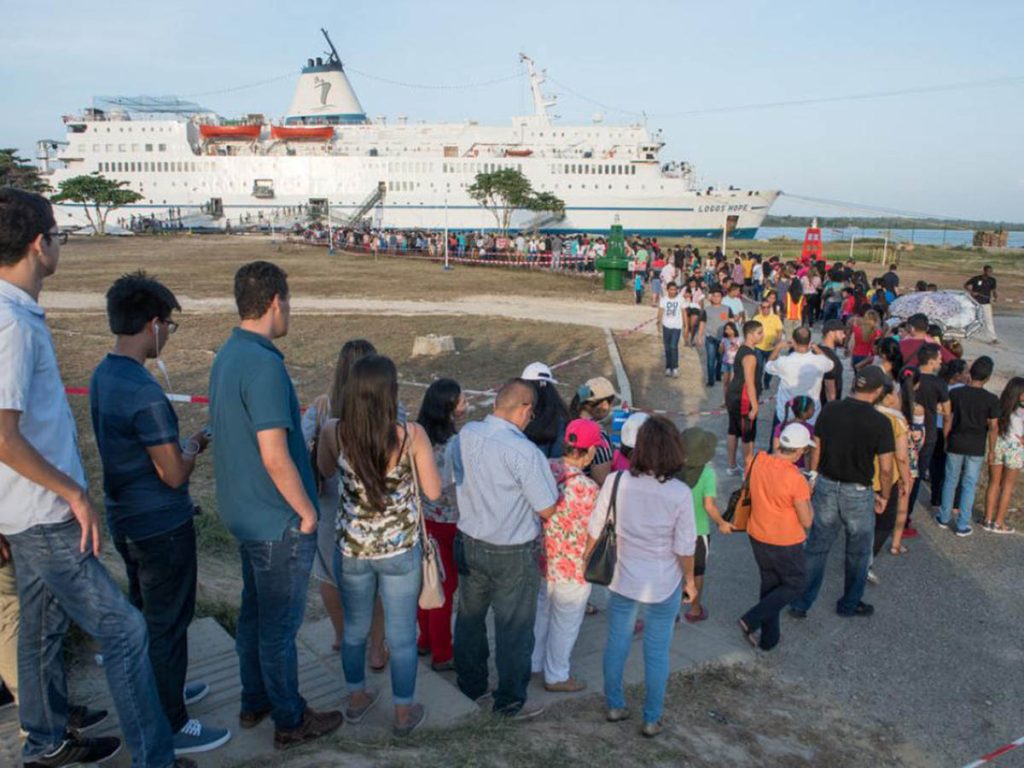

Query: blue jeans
left=662, top=326, right=681, bottom=370
left=755, top=347, right=772, bottom=390
left=940, top=453, right=983, bottom=529
left=113, top=519, right=197, bottom=733
left=337, top=545, right=421, bottom=705
left=236, top=529, right=316, bottom=730
left=704, top=335, right=722, bottom=386
left=791, top=478, right=875, bottom=615
left=10, top=519, right=174, bottom=767
left=603, top=583, right=681, bottom=725
left=822, top=301, right=842, bottom=323
left=453, top=533, right=540, bottom=715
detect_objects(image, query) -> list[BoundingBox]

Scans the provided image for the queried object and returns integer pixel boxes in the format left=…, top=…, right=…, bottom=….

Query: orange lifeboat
left=504, top=148, right=533, bottom=157
left=199, top=124, right=262, bottom=140
left=271, top=125, right=335, bottom=141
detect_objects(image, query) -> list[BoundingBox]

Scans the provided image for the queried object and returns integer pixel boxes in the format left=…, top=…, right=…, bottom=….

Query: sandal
left=889, top=545, right=908, bottom=555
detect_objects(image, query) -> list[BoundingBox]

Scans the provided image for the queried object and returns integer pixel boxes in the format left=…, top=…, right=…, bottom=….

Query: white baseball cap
left=521, top=362, right=558, bottom=385
left=779, top=423, right=813, bottom=450
left=620, top=412, right=650, bottom=449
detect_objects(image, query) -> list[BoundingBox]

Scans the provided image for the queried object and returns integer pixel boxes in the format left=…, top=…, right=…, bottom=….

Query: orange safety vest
left=785, top=294, right=805, bottom=321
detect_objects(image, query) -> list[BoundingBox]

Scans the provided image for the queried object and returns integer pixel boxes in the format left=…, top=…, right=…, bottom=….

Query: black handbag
left=585, top=471, right=623, bottom=586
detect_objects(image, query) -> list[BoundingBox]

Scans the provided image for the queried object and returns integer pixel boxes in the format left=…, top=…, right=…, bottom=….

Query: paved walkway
left=0, top=603, right=752, bottom=767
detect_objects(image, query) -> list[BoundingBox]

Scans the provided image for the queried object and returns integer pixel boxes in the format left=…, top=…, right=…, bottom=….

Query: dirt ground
left=51, top=234, right=625, bottom=304
left=262, top=665, right=929, bottom=768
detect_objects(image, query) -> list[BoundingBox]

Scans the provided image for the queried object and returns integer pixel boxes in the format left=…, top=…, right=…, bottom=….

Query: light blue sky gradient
left=2, top=0, right=1021, bottom=221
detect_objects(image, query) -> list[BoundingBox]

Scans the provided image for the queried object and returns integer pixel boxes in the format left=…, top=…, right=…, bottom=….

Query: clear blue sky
left=2, top=0, right=1022, bottom=221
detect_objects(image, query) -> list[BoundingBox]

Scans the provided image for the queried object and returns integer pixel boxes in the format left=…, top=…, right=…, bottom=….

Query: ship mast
left=519, top=54, right=555, bottom=124
left=321, top=27, right=343, bottom=68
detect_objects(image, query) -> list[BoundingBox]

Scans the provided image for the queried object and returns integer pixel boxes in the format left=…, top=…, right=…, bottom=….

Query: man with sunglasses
left=89, top=272, right=230, bottom=757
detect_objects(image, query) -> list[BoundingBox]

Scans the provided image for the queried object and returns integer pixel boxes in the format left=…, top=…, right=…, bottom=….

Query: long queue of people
left=650, top=240, right=1022, bottom=647
left=0, top=188, right=711, bottom=765
left=1, top=187, right=1020, bottom=767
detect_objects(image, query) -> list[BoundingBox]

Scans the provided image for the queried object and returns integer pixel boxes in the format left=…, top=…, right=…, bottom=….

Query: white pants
left=982, top=303, right=997, bottom=341
left=531, top=579, right=591, bottom=684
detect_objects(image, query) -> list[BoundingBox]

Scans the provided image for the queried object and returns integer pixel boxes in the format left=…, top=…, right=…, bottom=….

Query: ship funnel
left=285, top=29, right=368, bottom=125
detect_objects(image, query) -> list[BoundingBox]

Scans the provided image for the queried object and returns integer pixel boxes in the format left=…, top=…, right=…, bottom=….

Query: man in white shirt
left=659, top=261, right=678, bottom=288
left=0, top=188, right=179, bottom=767
left=764, top=326, right=833, bottom=431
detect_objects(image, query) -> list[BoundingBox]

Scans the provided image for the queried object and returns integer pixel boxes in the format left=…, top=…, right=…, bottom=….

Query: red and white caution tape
left=962, top=734, right=1024, bottom=768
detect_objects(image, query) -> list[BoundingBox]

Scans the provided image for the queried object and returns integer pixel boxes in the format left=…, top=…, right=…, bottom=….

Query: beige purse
left=409, top=438, right=445, bottom=610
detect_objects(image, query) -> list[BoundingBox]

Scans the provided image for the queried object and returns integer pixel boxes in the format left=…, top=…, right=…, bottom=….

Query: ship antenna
left=321, top=28, right=343, bottom=68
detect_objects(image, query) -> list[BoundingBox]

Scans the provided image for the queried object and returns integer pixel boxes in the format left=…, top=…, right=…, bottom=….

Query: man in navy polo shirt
left=209, top=261, right=342, bottom=750
left=90, top=272, right=230, bottom=756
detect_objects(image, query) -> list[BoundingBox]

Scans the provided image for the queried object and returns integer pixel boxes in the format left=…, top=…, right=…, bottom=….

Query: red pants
left=416, top=520, right=459, bottom=664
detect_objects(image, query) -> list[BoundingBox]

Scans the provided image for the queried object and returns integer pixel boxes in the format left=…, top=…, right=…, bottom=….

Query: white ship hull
left=43, top=34, right=778, bottom=239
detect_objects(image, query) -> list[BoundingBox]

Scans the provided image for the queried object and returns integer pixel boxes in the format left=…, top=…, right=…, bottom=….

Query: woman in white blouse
left=586, top=416, right=697, bottom=738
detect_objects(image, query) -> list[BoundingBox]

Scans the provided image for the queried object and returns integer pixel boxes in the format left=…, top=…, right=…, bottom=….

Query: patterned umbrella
left=887, top=290, right=984, bottom=339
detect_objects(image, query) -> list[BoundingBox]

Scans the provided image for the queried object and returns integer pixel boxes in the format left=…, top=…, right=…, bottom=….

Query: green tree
left=0, top=148, right=50, bottom=193
left=51, top=173, right=143, bottom=235
left=466, top=168, right=564, bottom=235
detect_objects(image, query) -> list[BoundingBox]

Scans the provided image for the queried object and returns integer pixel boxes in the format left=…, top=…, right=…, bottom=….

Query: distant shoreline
left=763, top=215, right=1024, bottom=231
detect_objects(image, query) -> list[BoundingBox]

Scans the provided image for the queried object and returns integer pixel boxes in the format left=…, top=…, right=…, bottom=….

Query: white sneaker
left=671, top=369, right=679, bottom=378
left=725, top=465, right=741, bottom=477
left=665, top=368, right=672, bottom=376
left=866, top=569, right=880, bottom=585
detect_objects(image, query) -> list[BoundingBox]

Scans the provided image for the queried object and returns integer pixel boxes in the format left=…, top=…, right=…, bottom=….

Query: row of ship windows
left=81, top=144, right=168, bottom=153
left=99, top=161, right=205, bottom=173
left=441, top=161, right=637, bottom=176
left=92, top=125, right=171, bottom=133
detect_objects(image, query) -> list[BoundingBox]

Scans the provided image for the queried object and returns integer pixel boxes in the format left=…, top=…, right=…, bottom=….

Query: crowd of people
left=297, top=224, right=613, bottom=270
left=0, top=186, right=1020, bottom=767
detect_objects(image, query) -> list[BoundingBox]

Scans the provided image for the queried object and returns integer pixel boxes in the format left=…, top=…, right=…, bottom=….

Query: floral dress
left=539, top=460, right=599, bottom=584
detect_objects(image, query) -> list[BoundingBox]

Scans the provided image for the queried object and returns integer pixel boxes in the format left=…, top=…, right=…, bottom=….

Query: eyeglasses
left=161, top=319, right=179, bottom=334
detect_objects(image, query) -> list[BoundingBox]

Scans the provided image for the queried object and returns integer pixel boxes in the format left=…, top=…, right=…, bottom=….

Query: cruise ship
left=40, top=30, right=778, bottom=237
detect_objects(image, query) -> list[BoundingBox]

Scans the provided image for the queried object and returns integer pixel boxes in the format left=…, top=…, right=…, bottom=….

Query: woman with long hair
left=984, top=377, right=1024, bottom=533
left=522, top=363, right=571, bottom=458
left=587, top=416, right=696, bottom=737
left=319, top=355, right=441, bottom=736
left=569, top=377, right=618, bottom=484
left=302, top=338, right=386, bottom=663
left=849, top=310, right=883, bottom=369
left=875, top=336, right=904, bottom=378
left=782, top=278, right=804, bottom=338
left=414, top=378, right=466, bottom=671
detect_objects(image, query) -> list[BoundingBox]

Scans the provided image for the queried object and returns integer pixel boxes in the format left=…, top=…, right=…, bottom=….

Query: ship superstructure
left=42, top=29, right=778, bottom=236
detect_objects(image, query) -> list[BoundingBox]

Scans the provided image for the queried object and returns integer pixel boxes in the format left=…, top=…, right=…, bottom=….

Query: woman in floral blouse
left=318, top=355, right=441, bottom=737
left=531, top=419, right=606, bottom=692
left=414, top=378, right=466, bottom=671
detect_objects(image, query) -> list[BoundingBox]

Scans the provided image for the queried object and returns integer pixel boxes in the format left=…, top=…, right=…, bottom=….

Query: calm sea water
left=758, top=227, right=1024, bottom=248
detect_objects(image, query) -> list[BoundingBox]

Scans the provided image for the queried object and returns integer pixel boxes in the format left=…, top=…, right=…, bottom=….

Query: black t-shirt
left=947, top=386, right=1000, bottom=456
left=726, top=345, right=761, bottom=403
left=880, top=270, right=900, bottom=291
left=916, top=373, right=949, bottom=445
left=819, top=346, right=843, bottom=407
left=817, top=398, right=896, bottom=486
left=967, top=275, right=996, bottom=304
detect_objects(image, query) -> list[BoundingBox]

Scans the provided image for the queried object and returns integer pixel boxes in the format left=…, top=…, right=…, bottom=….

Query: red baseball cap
left=564, top=419, right=608, bottom=450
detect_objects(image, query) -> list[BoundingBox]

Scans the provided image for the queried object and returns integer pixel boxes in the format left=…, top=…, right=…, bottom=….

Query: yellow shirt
left=742, top=258, right=754, bottom=279
left=873, top=407, right=906, bottom=491
left=754, top=312, right=783, bottom=351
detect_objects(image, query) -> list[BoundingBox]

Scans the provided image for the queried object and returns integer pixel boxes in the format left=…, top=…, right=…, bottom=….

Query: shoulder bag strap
left=607, top=471, right=624, bottom=529
left=405, top=426, right=429, bottom=546
left=742, top=451, right=760, bottom=494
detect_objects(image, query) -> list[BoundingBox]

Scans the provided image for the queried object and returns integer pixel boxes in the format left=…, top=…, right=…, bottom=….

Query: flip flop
left=889, top=545, right=908, bottom=555
left=738, top=619, right=758, bottom=648
left=684, top=607, right=709, bottom=623
left=344, top=687, right=381, bottom=724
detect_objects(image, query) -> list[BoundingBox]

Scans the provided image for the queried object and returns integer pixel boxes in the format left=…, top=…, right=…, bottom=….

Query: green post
left=596, top=218, right=630, bottom=291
